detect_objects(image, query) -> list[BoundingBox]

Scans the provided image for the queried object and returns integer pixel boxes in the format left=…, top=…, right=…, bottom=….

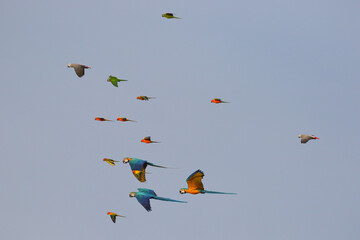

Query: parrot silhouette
left=141, top=136, right=159, bottom=144
left=179, top=169, right=237, bottom=195
left=162, top=13, right=181, bottom=19
left=95, top=117, right=113, bottom=121
left=123, top=157, right=166, bottom=182
left=67, top=63, right=90, bottom=77
left=298, top=134, right=319, bottom=144
left=107, top=212, right=125, bottom=223
left=103, top=158, right=120, bottom=166
left=129, top=188, right=186, bottom=212
left=117, top=117, right=136, bottom=122
left=211, top=98, right=229, bottom=104
left=107, top=75, right=128, bottom=87
left=137, top=96, right=155, bottom=101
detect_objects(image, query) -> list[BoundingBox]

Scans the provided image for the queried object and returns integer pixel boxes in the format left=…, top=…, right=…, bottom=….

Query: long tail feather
left=200, top=190, right=237, bottom=194
left=154, top=196, right=187, bottom=203
left=147, top=162, right=167, bottom=168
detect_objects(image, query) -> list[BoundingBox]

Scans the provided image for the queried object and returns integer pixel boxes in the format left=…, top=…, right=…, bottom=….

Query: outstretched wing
left=135, top=194, right=152, bottom=212
left=301, top=137, right=311, bottom=143
left=186, top=169, right=204, bottom=191
left=129, top=159, right=148, bottom=182
left=110, top=215, right=116, bottom=223
left=74, top=65, right=85, bottom=77
left=138, top=188, right=157, bottom=196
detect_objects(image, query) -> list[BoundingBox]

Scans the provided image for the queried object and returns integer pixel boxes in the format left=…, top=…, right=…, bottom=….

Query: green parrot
left=107, top=75, right=128, bottom=87
left=162, top=13, right=181, bottom=19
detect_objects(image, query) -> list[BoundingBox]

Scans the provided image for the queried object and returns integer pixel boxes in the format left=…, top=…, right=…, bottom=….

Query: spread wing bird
left=95, top=117, right=113, bottom=121
left=137, top=96, right=155, bottom=101
left=129, top=188, right=186, bottom=212
left=117, top=117, right=136, bottom=122
left=123, top=157, right=167, bottom=182
left=298, top=134, right=319, bottom=144
left=107, top=212, right=125, bottom=223
left=211, top=98, right=229, bottom=104
left=162, top=13, right=181, bottom=19
left=179, top=169, right=237, bottom=195
left=107, top=75, right=128, bottom=87
left=141, top=136, right=159, bottom=144
left=103, top=158, right=120, bottom=166
left=67, top=63, right=90, bottom=77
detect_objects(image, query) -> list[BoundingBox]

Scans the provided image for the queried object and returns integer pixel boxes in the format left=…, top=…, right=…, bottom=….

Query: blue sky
left=1, top=0, right=360, bottom=239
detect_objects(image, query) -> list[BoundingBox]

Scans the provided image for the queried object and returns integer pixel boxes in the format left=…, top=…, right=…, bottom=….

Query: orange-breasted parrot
left=107, top=212, right=125, bottom=223
left=179, top=169, right=237, bottom=195
left=162, top=13, right=181, bottom=19
left=129, top=188, right=186, bottom=212
left=211, top=98, right=229, bottom=104
left=95, top=117, right=113, bottom=121
left=141, top=136, right=159, bottom=144
left=117, top=117, right=136, bottom=122
left=67, top=63, right=90, bottom=77
left=123, top=157, right=166, bottom=182
left=298, top=134, right=319, bottom=144
left=103, top=158, right=120, bottom=166
left=137, top=96, right=155, bottom=101
left=107, top=75, right=128, bottom=87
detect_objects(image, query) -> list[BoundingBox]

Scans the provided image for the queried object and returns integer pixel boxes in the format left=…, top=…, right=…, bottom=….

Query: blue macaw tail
left=147, top=162, right=167, bottom=168
left=200, top=190, right=237, bottom=195
left=153, top=196, right=187, bottom=203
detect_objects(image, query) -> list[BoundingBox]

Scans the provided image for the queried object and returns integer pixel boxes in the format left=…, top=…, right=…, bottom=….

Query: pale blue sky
left=1, top=0, right=360, bottom=239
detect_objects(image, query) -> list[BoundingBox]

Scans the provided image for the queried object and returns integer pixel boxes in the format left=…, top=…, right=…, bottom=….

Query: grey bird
left=298, top=134, right=319, bottom=144
left=67, top=63, right=91, bottom=77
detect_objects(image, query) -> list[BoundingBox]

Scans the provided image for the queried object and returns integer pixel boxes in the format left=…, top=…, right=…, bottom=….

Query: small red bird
left=141, top=136, right=159, bottom=144
left=117, top=117, right=136, bottom=122
left=137, top=96, right=155, bottom=101
left=211, top=98, right=229, bottom=104
left=95, top=117, right=113, bottom=121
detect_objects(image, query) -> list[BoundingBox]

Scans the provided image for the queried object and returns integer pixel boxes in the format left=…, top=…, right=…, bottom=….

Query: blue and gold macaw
left=129, top=188, right=187, bottom=212
left=123, top=157, right=167, bottom=182
left=179, top=169, right=237, bottom=195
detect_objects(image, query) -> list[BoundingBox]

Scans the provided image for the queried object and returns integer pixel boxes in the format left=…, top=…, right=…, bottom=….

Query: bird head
left=298, top=134, right=302, bottom=138
left=123, top=158, right=131, bottom=164
left=129, top=192, right=136, bottom=198
left=179, top=188, right=187, bottom=194
left=67, top=64, right=72, bottom=68
left=107, top=212, right=112, bottom=215
left=103, top=158, right=108, bottom=161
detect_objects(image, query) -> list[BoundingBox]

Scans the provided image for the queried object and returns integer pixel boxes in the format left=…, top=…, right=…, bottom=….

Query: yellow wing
left=186, top=169, right=204, bottom=190
left=132, top=165, right=147, bottom=182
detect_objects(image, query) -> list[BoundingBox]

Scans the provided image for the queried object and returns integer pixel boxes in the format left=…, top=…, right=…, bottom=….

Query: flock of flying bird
left=67, top=12, right=320, bottom=224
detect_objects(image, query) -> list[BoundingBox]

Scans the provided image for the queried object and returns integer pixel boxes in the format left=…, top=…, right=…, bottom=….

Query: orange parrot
left=211, top=98, right=229, bottom=104
left=117, top=117, right=136, bottom=122
left=141, top=136, right=159, bottom=144
left=137, top=96, right=155, bottom=101
left=107, top=212, right=125, bottom=223
left=95, top=117, right=113, bottom=121
left=103, top=158, right=120, bottom=166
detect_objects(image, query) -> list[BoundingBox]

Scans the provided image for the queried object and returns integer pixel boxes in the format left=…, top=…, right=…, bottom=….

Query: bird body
left=162, top=13, right=181, bottom=19
left=141, top=136, right=159, bottom=144
left=211, top=98, right=229, bottom=104
left=298, top=134, right=319, bottom=144
left=117, top=117, right=136, bottom=122
left=123, top=157, right=166, bottom=182
left=180, top=169, right=236, bottom=195
left=103, top=158, right=119, bottom=166
left=107, top=212, right=125, bottom=223
left=129, top=188, right=186, bottom=212
left=107, top=75, right=128, bottom=87
left=67, top=63, right=90, bottom=77
left=95, top=117, right=113, bottom=121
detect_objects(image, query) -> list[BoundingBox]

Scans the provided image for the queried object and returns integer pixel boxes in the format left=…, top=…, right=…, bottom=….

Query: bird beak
left=314, top=137, right=319, bottom=139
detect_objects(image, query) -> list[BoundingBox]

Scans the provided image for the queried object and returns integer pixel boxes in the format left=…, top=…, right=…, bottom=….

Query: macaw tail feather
left=222, top=101, right=230, bottom=103
left=147, top=162, right=167, bottom=168
left=153, top=196, right=187, bottom=203
left=200, top=190, right=237, bottom=195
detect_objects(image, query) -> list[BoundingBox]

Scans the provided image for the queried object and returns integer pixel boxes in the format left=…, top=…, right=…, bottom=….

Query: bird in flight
left=162, top=13, right=181, bottom=19
left=103, top=158, right=120, bottom=166
left=211, top=98, right=229, bottom=104
left=137, top=96, right=155, bottom=101
left=123, top=157, right=167, bottom=182
left=107, top=75, right=128, bottom=87
left=298, top=134, right=319, bottom=144
left=129, top=188, right=186, bottom=212
left=141, top=136, right=159, bottom=144
left=107, top=212, right=125, bottom=223
left=117, top=117, right=136, bottom=122
left=67, top=63, right=90, bottom=77
left=179, top=169, right=237, bottom=195
left=95, top=117, right=113, bottom=122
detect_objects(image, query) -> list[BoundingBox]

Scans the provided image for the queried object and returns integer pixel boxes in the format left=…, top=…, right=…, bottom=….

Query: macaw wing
left=74, top=66, right=85, bottom=77
left=137, top=188, right=157, bottom=196
left=301, top=137, right=310, bottom=143
left=186, top=169, right=204, bottom=190
left=129, top=158, right=147, bottom=171
left=111, top=80, right=118, bottom=87
left=107, top=160, right=115, bottom=166
left=135, top=194, right=152, bottom=212
left=110, top=215, right=116, bottom=223
left=131, top=169, right=146, bottom=182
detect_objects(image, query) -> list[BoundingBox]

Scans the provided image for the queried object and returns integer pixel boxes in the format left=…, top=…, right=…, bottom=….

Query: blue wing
left=129, top=158, right=147, bottom=171
left=135, top=194, right=152, bottom=212
left=137, top=188, right=157, bottom=196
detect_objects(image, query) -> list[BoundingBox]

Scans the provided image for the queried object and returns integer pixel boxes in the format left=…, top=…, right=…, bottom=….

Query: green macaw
left=107, top=75, right=128, bottom=87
